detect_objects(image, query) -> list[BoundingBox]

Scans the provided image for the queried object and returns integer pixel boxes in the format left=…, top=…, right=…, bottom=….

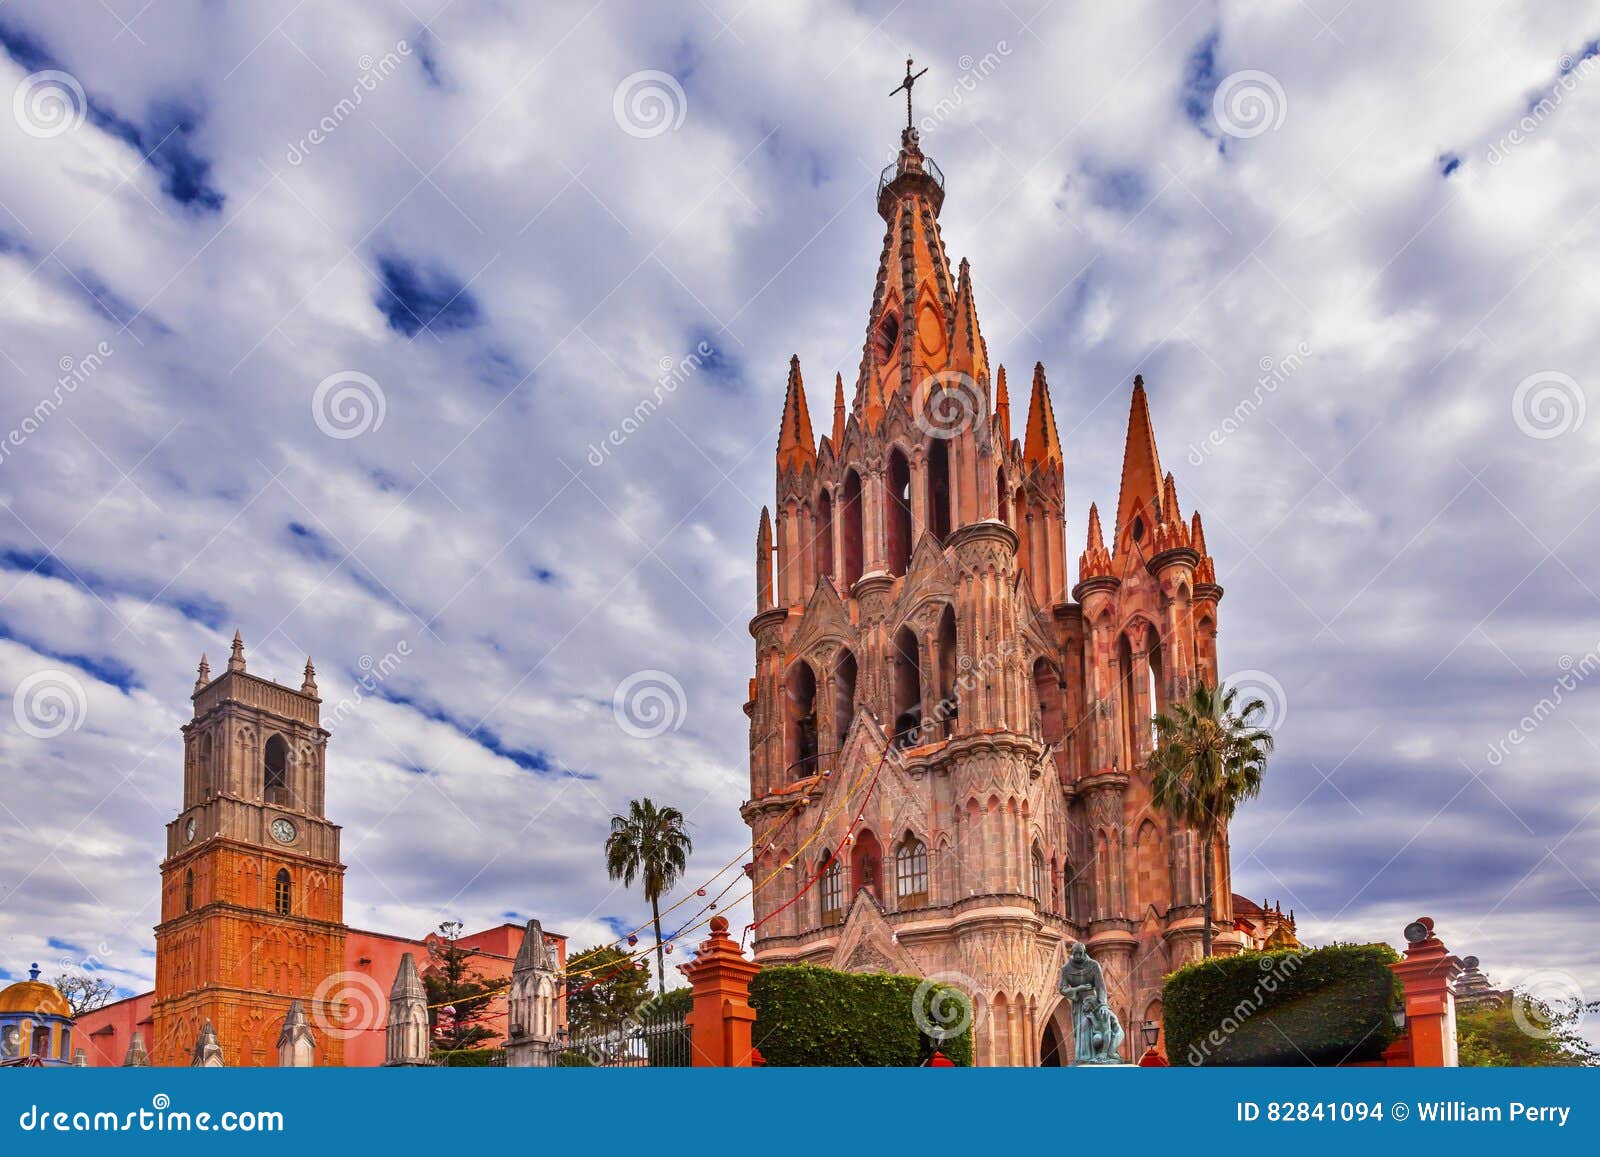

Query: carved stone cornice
left=1193, top=581, right=1224, bottom=604
left=1071, top=574, right=1120, bottom=602
left=1146, top=546, right=1199, bottom=575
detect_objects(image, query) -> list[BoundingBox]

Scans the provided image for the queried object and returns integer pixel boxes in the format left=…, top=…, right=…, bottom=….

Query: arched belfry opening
left=876, top=312, right=900, bottom=365
left=833, top=649, right=858, bottom=752
left=886, top=448, right=912, bottom=575
left=935, top=604, right=958, bottom=737
left=841, top=470, right=864, bottom=588
left=815, top=490, right=835, bottom=581
left=785, top=661, right=819, bottom=777
left=892, top=626, right=922, bottom=747
left=926, top=437, right=951, bottom=542
left=264, top=734, right=290, bottom=807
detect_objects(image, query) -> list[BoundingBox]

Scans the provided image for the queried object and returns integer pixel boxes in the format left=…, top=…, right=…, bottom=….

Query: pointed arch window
left=785, top=660, right=819, bottom=778
left=926, top=437, right=951, bottom=542
left=852, top=830, right=883, bottom=899
left=895, top=836, right=928, bottom=905
left=274, top=868, right=292, bottom=916
left=820, top=855, right=844, bottom=925
left=840, top=470, right=864, bottom=588
left=195, top=732, right=213, bottom=800
left=815, top=489, right=835, bottom=581
left=833, top=649, right=858, bottom=753
left=183, top=869, right=194, bottom=913
left=891, top=626, right=923, bottom=748
left=1031, top=844, right=1046, bottom=904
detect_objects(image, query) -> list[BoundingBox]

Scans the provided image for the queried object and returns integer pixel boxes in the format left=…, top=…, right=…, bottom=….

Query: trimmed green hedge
left=749, top=964, right=973, bottom=1066
left=1163, top=944, right=1402, bottom=1067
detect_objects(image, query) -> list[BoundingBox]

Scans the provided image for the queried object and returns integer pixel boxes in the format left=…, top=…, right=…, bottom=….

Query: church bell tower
left=151, top=632, right=347, bottom=1066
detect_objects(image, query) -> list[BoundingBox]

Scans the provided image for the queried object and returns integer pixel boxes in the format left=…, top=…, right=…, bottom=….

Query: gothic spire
left=1023, top=363, right=1063, bottom=470
left=831, top=372, right=846, bottom=450
left=228, top=630, right=246, bottom=673
left=862, top=339, right=886, bottom=432
left=950, top=257, right=989, bottom=383
left=776, top=355, right=816, bottom=474
left=195, top=654, right=210, bottom=692
left=1080, top=502, right=1113, bottom=581
left=1113, top=375, right=1164, bottom=555
left=191, top=1019, right=224, bottom=1067
left=1191, top=511, right=1216, bottom=584
left=756, top=506, right=774, bottom=613
left=994, top=364, right=1011, bottom=446
left=301, top=657, right=317, bottom=696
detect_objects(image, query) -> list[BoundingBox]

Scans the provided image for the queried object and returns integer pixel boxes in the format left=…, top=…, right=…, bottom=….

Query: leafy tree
left=1149, top=682, right=1273, bottom=958
left=51, top=973, right=116, bottom=1017
left=1458, top=995, right=1598, bottom=1067
left=604, top=798, right=693, bottom=992
left=422, top=921, right=499, bottom=1058
left=564, top=944, right=653, bottom=1038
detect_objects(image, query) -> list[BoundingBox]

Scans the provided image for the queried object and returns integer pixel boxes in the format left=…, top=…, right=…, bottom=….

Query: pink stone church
left=742, top=118, right=1275, bottom=1065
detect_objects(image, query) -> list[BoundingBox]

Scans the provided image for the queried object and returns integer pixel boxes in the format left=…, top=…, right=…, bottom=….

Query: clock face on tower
left=270, top=817, right=297, bottom=845
left=184, top=817, right=196, bottom=843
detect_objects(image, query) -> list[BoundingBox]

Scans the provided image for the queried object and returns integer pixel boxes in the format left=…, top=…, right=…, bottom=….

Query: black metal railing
left=549, top=1009, right=691, bottom=1068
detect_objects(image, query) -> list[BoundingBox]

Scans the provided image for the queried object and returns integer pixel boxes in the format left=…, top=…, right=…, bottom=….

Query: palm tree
left=604, top=798, right=694, bottom=992
left=1148, top=682, right=1273, bottom=959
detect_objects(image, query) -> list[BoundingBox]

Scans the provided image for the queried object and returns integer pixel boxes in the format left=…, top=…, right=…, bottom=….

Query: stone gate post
left=682, top=916, right=760, bottom=1067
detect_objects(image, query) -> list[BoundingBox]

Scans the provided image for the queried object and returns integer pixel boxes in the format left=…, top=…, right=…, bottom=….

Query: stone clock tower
left=151, top=632, right=348, bottom=1066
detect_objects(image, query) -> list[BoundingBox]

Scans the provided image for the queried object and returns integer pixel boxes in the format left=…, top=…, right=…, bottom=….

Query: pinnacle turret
left=776, top=355, right=817, bottom=475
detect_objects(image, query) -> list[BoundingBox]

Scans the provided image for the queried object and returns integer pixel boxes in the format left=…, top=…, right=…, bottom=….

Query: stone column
left=384, top=952, right=430, bottom=1066
left=122, top=1032, right=150, bottom=1067
left=682, top=916, right=759, bottom=1067
left=1390, top=917, right=1464, bottom=1067
left=506, top=919, right=562, bottom=1067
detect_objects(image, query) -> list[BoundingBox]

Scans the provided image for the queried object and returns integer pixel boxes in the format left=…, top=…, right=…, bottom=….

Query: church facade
left=742, top=121, right=1244, bottom=1066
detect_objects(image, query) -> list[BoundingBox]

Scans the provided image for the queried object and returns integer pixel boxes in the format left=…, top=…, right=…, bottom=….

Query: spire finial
left=28, top=962, right=39, bottom=981
left=301, top=657, right=317, bottom=695
left=228, top=630, right=246, bottom=673
left=195, top=654, right=211, bottom=691
left=889, top=57, right=928, bottom=132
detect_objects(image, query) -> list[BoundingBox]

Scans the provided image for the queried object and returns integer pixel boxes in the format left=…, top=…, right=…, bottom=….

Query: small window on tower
left=1131, top=515, right=1145, bottom=543
left=183, top=869, right=194, bottom=913
left=274, top=868, right=292, bottom=916
left=264, top=734, right=290, bottom=807
left=877, top=312, right=900, bottom=363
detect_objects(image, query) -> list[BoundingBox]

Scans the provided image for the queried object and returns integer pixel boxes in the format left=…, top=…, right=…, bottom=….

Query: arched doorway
left=1040, top=1019, right=1065, bottom=1067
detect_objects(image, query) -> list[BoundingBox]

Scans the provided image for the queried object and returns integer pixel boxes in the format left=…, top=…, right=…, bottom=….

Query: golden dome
left=0, top=976, right=72, bottom=1020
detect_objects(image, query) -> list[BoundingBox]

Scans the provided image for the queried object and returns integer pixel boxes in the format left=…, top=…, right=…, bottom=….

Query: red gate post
left=1389, top=916, right=1463, bottom=1067
left=682, top=916, right=760, bottom=1067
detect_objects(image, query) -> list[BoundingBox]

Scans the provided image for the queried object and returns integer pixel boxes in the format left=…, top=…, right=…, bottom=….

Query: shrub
left=1163, top=943, right=1401, bottom=1066
left=749, top=963, right=973, bottom=1066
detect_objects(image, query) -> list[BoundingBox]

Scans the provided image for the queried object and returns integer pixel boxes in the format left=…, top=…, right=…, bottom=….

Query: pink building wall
left=74, top=921, right=566, bottom=1067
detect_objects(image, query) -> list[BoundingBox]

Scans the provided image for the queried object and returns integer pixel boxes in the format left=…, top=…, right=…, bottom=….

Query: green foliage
left=422, top=921, right=500, bottom=1056
left=432, top=1047, right=504, bottom=1067
left=1149, top=682, right=1274, bottom=957
left=605, top=798, right=694, bottom=993
left=565, top=944, right=654, bottom=1037
left=638, top=986, right=693, bottom=1067
left=1458, top=996, right=1598, bottom=1067
left=749, top=964, right=973, bottom=1067
left=1163, top=944, right=1402, bottom=1067
left=640, top=985, right=693, bottom=1019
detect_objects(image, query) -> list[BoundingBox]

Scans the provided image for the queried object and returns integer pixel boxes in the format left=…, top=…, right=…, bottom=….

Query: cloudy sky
left=0, top=0, right=1596, bottom=1039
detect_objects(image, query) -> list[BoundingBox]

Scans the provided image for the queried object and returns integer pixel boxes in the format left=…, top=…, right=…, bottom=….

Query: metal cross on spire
left=889, top=56, right=928, bottom=131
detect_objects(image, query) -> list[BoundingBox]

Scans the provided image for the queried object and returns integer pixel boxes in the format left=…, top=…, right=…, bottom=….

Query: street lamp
left=1141, top=1020, right=1160, bottom=1049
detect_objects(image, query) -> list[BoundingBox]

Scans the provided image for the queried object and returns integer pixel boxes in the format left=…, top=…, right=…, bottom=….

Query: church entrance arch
left=1040, top=997, right=1074, bottom=1067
